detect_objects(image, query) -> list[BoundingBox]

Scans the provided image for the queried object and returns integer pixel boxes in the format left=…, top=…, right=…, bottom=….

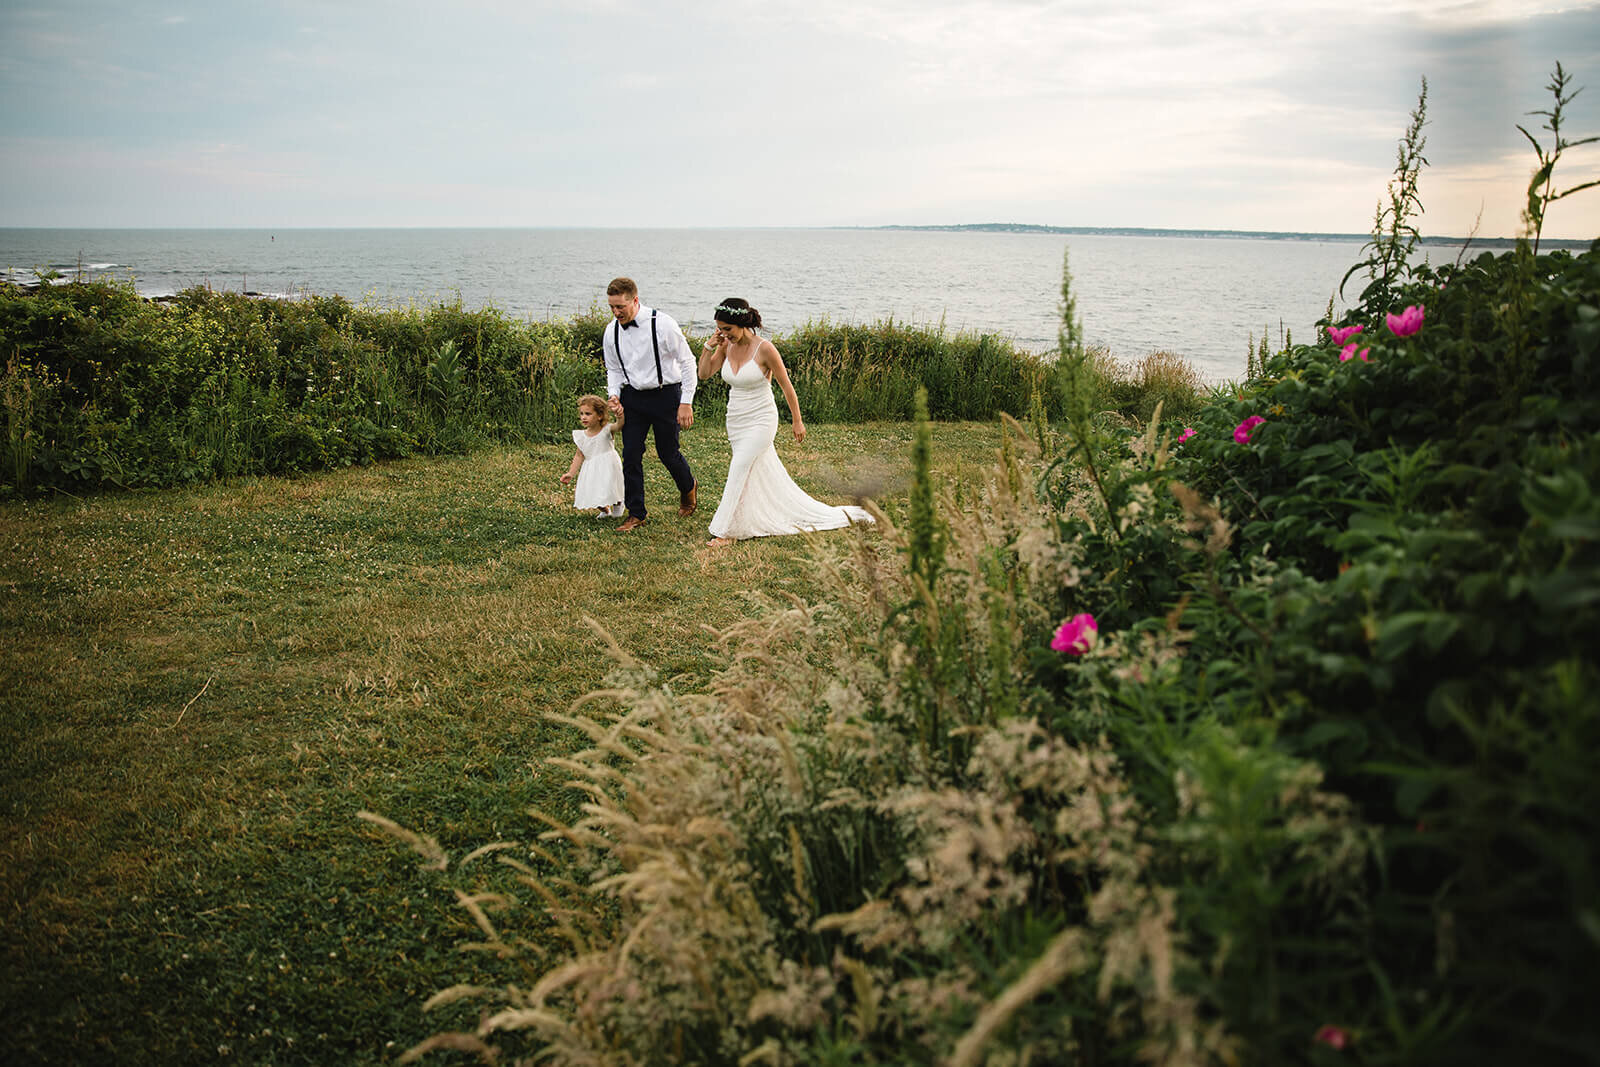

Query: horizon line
left=0, top=222, right=1592, bottom=245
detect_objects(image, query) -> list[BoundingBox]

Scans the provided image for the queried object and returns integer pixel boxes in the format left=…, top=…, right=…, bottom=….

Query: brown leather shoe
left=615, top=515, right=648, bottom=532
left=678, top=482, right=698, bottom=517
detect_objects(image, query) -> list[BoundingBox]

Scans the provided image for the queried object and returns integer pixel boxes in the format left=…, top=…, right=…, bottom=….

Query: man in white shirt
left=603, top=277, right=698, bottom=531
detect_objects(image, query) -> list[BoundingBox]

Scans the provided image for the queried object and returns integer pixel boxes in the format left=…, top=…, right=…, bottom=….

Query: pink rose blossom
left=1177, top=427, right=1196, bottom=443
left=1233, top=415, right=1265, bottom=443
left=1339, top=343, right=1371, bottom=363
left=1051, top=613, right=1098, bottom=655
left=1313, top=1025, right=1351, bottom=1051
left=1386, top=304, right=1425, bottom=337
left=1327, top=324, right=1364, bottom=345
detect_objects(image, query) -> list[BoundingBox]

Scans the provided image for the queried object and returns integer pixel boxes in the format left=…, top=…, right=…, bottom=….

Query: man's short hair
left=606, top=277, right=638, bottom=298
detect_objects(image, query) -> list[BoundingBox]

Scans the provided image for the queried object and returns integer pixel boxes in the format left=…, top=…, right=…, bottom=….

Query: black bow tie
left=621, top=319, right=639, bottom=329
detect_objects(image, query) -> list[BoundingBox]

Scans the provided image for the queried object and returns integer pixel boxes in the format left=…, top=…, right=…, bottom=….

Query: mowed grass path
left=1, top=420, right=1005, bottom=1065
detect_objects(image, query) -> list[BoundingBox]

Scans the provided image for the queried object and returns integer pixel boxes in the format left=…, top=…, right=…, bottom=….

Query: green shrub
left=779, top=319, right=1060, bottom=423
left=1162, top=236, right=1600, bottom=1060
left=0, top=287, right=1059, bottom=496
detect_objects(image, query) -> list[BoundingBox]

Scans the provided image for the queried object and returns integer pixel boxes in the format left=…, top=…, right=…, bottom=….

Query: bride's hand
left=792, top=420, right=807, bottom=444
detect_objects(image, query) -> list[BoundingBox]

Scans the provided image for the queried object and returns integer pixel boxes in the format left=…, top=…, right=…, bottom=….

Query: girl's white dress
left=572, top=424, right=624, bottom=511
left=708, top=356, right=874, bottom=540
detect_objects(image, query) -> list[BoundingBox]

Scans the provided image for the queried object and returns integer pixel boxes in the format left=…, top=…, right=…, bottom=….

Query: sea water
left=0, top=227, right=1478, bottom=382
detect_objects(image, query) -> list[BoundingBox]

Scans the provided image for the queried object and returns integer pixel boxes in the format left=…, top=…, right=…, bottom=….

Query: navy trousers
left=619, top=383, right=694, bottom=520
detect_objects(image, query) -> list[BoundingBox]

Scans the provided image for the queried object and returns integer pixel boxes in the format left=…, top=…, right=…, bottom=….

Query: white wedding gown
left=707, top=356, right=874, bottom=540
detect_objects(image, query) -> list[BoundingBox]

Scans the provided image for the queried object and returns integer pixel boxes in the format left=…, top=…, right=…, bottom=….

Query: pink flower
left=1339, top=343, right=1371, bottom=363
left=1177, top=427, right=1195, bottom=443
left=1051, top=613, right=1098, bottom=655
left=1327, top=324, right=1363, bottom=345
left=1233, top=415, right=1265, bottom=443
left=1386, top=304, right=1425, bottom=337
left=1313, top=1025, right=1351, bottom=1051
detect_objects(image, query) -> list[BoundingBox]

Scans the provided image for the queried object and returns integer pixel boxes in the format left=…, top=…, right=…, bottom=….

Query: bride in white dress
left=698, top=299, right=874, bottom=547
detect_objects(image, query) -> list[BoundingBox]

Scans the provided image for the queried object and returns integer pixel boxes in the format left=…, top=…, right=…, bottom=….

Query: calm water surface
left=0, top=228, right=1474, bottom=382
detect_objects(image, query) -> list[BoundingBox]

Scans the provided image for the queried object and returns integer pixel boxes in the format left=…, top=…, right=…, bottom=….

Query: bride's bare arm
left=762, top=341, right=807, bottom=443
left=698, top=334, right=727, bottom=379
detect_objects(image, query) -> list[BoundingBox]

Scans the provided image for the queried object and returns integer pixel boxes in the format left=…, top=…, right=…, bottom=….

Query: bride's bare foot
left=705, top=536, right=735, bottom=548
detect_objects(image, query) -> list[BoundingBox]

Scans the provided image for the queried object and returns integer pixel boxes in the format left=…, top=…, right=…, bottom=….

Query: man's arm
left=601, top=325, right=625, bottom=400
left=662, top=317, right=696, bottom=406
left=665, top=316, right=696, bottom=429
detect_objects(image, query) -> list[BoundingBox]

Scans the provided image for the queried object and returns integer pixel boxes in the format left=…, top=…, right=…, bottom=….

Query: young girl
left=560, top=395, right=625, bottom=518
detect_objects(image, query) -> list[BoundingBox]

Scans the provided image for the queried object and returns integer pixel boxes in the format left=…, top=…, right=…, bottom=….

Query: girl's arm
left=761, top=341, right=807, bottom=443
left=560, top=448, right=583, bottom=484
left=698, top=334, right=727, bottom=380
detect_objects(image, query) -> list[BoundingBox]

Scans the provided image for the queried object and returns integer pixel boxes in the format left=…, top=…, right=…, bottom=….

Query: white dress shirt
left=603, top=304, right=698, bottom=404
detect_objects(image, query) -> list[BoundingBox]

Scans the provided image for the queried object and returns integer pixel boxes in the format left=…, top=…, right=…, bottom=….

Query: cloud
left=1, top=0, right=1597, bottom=234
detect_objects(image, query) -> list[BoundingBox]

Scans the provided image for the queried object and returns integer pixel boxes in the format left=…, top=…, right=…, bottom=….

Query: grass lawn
left=0, top=420, right=1005, bottom=1065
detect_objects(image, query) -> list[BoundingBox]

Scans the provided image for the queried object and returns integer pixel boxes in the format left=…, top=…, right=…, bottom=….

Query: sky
left=2, top=0, right=1598, bottom=238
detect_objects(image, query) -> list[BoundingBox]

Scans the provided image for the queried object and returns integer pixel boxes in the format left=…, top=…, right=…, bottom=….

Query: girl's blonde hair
left=577, top=394, right=611, bottom=423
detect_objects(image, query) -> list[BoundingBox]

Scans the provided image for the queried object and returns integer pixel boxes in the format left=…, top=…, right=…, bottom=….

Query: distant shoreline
left=859, top=222, right=1595, bottom=251
left=1, top=224, right=1593, bottom=251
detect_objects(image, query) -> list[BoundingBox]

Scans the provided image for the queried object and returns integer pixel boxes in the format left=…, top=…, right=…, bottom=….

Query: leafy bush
left=1165, top=236, right=1600, bottom=1061
left=0, top=287, right=1087, bottom=496
left=0, top=284, right=571, bottom=492
left=779, top=319, right=1060, bottom=423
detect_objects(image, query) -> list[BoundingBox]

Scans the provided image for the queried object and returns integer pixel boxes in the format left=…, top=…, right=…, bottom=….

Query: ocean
left=0, top=227, right=1480, bottom=382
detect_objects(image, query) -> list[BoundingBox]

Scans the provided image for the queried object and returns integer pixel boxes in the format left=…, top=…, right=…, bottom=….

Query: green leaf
left=1302, top=719, right=1367, bottom=749
left=1527, top=570, right=1600, bottom=611
left=1395, top=774, right=1440, bottom=818
left=1375, top=611, right=1461, bottom=661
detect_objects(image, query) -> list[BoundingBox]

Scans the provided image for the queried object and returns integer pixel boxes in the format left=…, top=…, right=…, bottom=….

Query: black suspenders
left=650, top=312, right=662, bottom=385
left=612, top=310, right=664, bottom=389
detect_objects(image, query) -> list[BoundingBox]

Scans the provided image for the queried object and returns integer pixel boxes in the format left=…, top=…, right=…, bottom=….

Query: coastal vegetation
left=1, top=283, right=1199, bottom=498
left=2, top=68, right=1595, bottom=1066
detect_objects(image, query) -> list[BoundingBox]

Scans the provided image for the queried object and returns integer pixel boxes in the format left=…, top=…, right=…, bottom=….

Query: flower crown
left=715, top=304, right=753, bottom=318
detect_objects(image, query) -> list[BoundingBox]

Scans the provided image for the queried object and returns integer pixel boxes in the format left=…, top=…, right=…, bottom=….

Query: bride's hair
left=713, top=298, right=762, bottom=330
